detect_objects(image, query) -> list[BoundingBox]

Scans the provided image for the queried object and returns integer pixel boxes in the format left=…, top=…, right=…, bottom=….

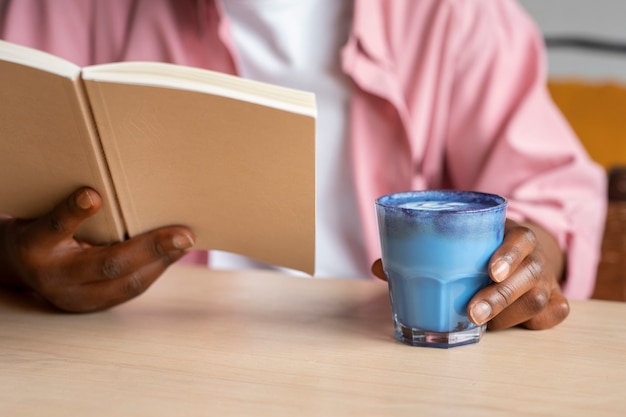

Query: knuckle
left=524, top=287, right=550, bottom=314
left=552, top=293, right=571, bottom=322
left=494, top=283, right=516, bottom=307
left=124, top=272, right=147, bottom=297
left=525, top=255, right=544, bottom=282
left=524, top=290, right=570, bottom=330
left=150, top=238, right=168, bottom=257
left=520, top=226, right=538, bottom=246
left=161, top=250, right=179, bottom=266
left=99, top=257, right=125, bottom=279
left=150, top=237, right=181, bottom=266
left=557, top=300, right=571, bottom=322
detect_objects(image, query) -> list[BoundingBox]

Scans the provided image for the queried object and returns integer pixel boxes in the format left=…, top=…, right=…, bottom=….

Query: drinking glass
left=375, top=190, right=507, bottom=348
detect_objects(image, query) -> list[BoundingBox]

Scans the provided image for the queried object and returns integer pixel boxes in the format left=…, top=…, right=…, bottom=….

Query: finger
left=486, top=286, right=550, bottom=330
left=66, top=226, right=196, bottom=285
left=488, top=220, right=537, bottom=282
left=521, top=287, right=570, bottom=330
left=28, top=187, right=102, bottom=246
left=51, top=252, right=187, bottom=313
left=371, top=259, right=387, bottom=281
left=468, top=253, right=543, bottom=325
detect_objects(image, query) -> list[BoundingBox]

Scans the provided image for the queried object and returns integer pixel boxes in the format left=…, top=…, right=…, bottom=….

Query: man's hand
left=371, top=219, right=569, bottom=330
left=467, top=219, right=569, bottom=330
left=0, top=187, right=195, bottom=312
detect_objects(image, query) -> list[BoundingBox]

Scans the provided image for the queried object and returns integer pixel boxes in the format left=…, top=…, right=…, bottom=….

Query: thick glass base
left=394, top=321, right=486, bottom=349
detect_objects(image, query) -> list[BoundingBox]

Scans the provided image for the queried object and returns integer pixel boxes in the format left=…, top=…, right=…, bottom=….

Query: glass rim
left=375, top=189, right=508, bottom=214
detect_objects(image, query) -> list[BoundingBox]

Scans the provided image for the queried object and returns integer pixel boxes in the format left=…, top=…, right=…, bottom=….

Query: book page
left=82, top=61, right=316, bottom=116
left=0, top=41, right=125, bottom=244
left=83, top=77, right=316, bottom=274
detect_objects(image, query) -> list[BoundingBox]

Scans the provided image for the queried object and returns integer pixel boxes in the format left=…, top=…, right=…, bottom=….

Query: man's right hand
left=0, top=187, right=195, bottom=312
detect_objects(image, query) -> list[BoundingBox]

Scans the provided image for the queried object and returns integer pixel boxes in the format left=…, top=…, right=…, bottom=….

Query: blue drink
left=375, top=190, right=507, bottom=348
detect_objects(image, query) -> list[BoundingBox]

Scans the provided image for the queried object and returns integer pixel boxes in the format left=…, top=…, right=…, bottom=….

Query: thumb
left=31, top=187, right=102, bottom=245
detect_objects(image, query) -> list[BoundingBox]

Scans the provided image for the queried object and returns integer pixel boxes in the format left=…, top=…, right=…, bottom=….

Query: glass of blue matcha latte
left=375, top=190, right=507, bottom=348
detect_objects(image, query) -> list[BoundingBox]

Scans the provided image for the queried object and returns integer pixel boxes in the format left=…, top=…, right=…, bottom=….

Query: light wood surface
left=1, top=264, right=625, bottom=416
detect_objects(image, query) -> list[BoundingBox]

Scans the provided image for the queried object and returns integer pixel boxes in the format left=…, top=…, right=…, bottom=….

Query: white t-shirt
left=211, top=0, right=369, bottom=278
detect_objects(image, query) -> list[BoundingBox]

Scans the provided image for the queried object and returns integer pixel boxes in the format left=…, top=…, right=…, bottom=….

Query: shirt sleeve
left=444, top=0, right=607, bottom=299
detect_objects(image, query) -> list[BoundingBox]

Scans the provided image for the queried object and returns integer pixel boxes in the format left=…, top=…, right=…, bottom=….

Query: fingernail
left=173, top=233, right=195, bottom=250
left=491, top=260, right=510, bottom=282
left=470, top=301, right=492, bottom=325
left=76, top=190, right=94, bottom=210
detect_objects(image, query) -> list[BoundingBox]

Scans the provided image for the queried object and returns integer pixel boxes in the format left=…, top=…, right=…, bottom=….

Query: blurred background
left=520, top=0, right=626, bottom=300
left=520, top=0, right=626, bottom=169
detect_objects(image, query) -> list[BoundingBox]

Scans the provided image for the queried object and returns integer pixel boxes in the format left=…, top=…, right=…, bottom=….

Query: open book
left=0, top=40, right=316, bottom=274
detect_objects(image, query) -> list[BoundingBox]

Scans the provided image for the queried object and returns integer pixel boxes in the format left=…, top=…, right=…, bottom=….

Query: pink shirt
left=0, top=0, right=607, bottom=299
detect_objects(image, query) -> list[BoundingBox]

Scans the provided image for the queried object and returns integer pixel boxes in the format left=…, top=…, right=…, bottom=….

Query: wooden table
left=1, top=264, right=625, bottom=416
